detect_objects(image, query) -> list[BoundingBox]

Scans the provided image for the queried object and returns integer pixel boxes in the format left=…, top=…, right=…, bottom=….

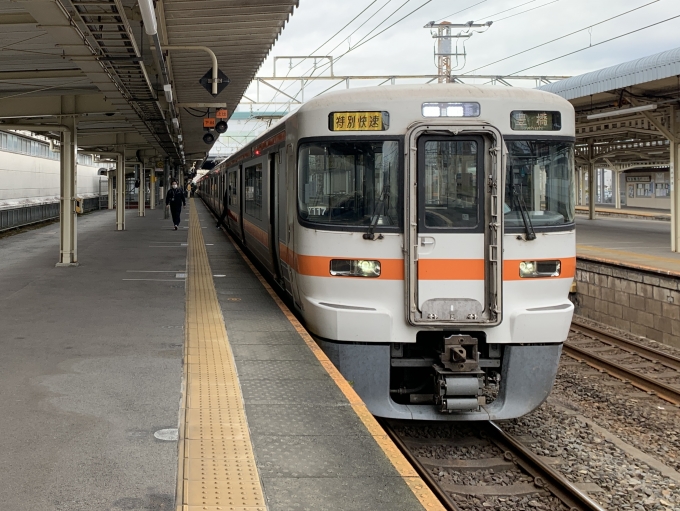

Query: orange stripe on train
left=243, top=219, right=269, bottom=249
left=289, top=254, right=576, bottom=281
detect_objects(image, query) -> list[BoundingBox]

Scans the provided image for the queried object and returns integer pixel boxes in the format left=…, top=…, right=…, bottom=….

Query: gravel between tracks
left=500, top=400, right=680, bottom=511
left=393, top=342, right=680, bottom=511
left=574, top=316, right=680, bottom=358
left=395, top=422, right=568, bottom=511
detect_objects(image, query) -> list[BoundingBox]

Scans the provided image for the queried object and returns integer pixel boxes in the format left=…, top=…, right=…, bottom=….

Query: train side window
left=229, top=171, right=238, bottom=206
left=245, top=163, right=262, bottom=219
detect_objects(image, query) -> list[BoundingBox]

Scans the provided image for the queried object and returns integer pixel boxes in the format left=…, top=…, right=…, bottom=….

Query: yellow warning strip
left=180, top=200, right=266, bottom=511
left=223, top=227, right=446, bottom=511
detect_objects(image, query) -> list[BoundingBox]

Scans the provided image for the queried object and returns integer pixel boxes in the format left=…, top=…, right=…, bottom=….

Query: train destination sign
left=510, top=110, right=561, bottom=131
left=329, top=111, right=389, bottom=131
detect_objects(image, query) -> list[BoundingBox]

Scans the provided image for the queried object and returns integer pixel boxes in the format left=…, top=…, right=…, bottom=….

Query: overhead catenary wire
left=500, top=12, right=680, bottom=78
left=304, top=0, right=565, bottom=90
left=278, top=0, right=383, bottom=78
left=471, top=0, right=540, bottom=21
left=435, top=0, right=488, bottom=23
left=247, top=1, right=396, bottom=123
left=463, top=0, right=661, bottom=75
left=492, top=0, right=559, bottom=22
left=300, top=0, right=436, bottom=100
left=258, top=0, right=423, bottom=117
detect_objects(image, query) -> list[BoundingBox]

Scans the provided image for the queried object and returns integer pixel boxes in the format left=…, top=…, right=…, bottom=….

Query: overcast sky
left=214, top=0, right=680, bottom=155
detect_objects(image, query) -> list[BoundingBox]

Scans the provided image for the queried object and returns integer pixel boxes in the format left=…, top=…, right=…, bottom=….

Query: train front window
left=505, top=140, right=575, bottom=229
left=298, top=140, right=400, bottom=228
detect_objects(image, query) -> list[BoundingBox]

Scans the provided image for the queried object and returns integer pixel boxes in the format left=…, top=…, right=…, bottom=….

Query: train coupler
left=434, top=334, right=485, bottom=412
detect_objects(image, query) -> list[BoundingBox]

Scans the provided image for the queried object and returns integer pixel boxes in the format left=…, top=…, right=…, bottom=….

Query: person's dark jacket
left=222, top=187, right=229, bottom=209
left=166, top=188, right=185, bottom=210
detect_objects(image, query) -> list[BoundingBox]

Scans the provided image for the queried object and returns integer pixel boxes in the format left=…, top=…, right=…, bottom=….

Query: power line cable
left=280, top=0, right=382, bottom=77
left=263, top=0, right=421, bottom=116
left=314, top=0, right=435, bottom=75
left=435, top=0, right=488, bottom=22
left=271, top=0, right=400, bottom=104
left=493, top=0, right=559, bottom=22
left=287, top=0, right=414, bottom=102
left=255, top=1, right=393, bottom=119
left=502, top=13, right=680, bottom=77
left=324, top=0, right=396, bottom=56
left=267, top=0, right=434, bottom=107
left=463, top=0, right=660, bottom=75
left=457, top=0, right=538, bottom=23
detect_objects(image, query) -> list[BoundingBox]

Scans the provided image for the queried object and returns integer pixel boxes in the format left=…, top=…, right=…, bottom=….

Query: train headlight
left=422, top=102, right=480, bottom=118
left=330, top=259, right=381, bottom=278
left=519, top=260, right=561, bottom=278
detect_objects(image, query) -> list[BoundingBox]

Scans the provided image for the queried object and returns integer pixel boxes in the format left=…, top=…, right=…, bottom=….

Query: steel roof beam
left=0, top=93, right=116, bottom=118
left=0, top=69, right=84, bottom=80
left=0, top=12, right=37, bottom=24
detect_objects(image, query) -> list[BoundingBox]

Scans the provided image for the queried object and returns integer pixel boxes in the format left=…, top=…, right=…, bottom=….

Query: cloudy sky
left=213, top=0, right=679, bottom=155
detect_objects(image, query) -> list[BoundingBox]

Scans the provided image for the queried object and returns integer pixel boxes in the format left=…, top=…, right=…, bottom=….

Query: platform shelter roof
left=538, top=47, right=680, bottom=170
left=0, top=0, right=298, bottom=168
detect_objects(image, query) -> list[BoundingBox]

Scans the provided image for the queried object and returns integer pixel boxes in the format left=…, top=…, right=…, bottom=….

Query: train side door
left=406, top=128, right=503, bottom=326
left=269, top=151, right=282, bottom=280
left=286, top=143, right=302, bottom=308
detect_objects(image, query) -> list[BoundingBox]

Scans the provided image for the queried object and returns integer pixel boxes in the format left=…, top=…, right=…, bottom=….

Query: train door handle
left=419, top=236, right=435, bottom=255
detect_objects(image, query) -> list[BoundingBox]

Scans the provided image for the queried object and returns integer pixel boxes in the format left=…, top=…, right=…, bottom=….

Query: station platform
left=575, top=215, right=680, bottom=276
left=0, top=200, right=442, bottom=511
left=576, top=205, right=670, bottom=221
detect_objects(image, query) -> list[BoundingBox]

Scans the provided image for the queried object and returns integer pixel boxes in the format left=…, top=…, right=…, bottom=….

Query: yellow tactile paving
left=178, top=200, right=266, bottom=511
left=223, top=226, right=446, bottom=511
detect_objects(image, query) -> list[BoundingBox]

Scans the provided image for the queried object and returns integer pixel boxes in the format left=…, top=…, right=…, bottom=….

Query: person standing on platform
left=165, top=179, right=185, bottom=230
left=216, top=184, right=230, bottom=229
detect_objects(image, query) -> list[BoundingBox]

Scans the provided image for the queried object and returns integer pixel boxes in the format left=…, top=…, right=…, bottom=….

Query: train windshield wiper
left=363, top=167, right=390, bottom=241
left=513, top=184, right=536, bottom=241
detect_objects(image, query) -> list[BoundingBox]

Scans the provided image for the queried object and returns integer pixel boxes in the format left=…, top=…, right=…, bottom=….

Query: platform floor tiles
left=187, top=200, right=442, bottom=511
left=0, top=209, right=186, bottom=511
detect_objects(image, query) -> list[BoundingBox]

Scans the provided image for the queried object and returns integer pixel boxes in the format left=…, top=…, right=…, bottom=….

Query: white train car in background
left=199, top=84, right=576, bottom=421
left=0, top=130, right=106, bottom=210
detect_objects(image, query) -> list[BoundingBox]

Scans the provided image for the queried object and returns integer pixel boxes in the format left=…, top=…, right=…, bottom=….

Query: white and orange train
left=198, top=84, right=576, bottom=420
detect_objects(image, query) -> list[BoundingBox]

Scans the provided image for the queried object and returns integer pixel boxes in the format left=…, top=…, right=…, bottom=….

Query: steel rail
left=563, top=343, right=680, bottom=405
left=379, top=419, right=461, bottom=511
left=570, top=321, right=680, bottom=371
left=382, top=419, right=605, bottom=511
left=483, top=421, right=607, bottom=511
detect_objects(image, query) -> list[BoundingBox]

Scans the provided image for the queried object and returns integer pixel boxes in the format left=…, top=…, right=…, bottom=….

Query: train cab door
left=268, top=151, right=282, bottom=281
left=406, top=127, right=503, bottom=327
left=286, top=143, right=303, bottom=308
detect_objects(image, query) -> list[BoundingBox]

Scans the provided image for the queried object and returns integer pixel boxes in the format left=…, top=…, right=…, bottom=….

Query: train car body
left=199, top=84, right=576, bottom=420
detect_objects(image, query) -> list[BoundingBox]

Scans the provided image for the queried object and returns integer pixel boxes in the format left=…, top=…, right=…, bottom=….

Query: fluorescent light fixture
left=177, top=134, right=182, bottom=141
left=163, top=84, right=173, bottom=103
left=172, top=117, right=179, bottom=129
left=587, top=104, right=657, bottom=120
left=138, top=0, right=157, bottom=35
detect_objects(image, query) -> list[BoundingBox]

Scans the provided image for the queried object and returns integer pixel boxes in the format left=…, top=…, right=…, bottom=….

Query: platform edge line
left=220, top=221, right=446, bottom=511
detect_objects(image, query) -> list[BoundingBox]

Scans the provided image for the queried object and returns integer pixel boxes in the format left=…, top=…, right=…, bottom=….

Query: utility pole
left=424, top=20, right=492, bottom=82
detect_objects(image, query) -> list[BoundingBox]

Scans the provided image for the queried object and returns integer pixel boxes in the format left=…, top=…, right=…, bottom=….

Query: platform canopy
left=0, top=0, right=298, bottom=165
left=539, top=47, right=680, bottom=251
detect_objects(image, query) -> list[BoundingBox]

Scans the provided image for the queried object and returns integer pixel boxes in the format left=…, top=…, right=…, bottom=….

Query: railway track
left=566, top=321, right=680, bottom=405
left=381, top=419, right=606, bottom=511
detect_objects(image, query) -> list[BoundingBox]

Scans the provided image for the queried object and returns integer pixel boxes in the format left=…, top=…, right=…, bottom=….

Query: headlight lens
left=330, top=259, right=381, bottom=278
left=519, top=260, right=561, bottom=278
